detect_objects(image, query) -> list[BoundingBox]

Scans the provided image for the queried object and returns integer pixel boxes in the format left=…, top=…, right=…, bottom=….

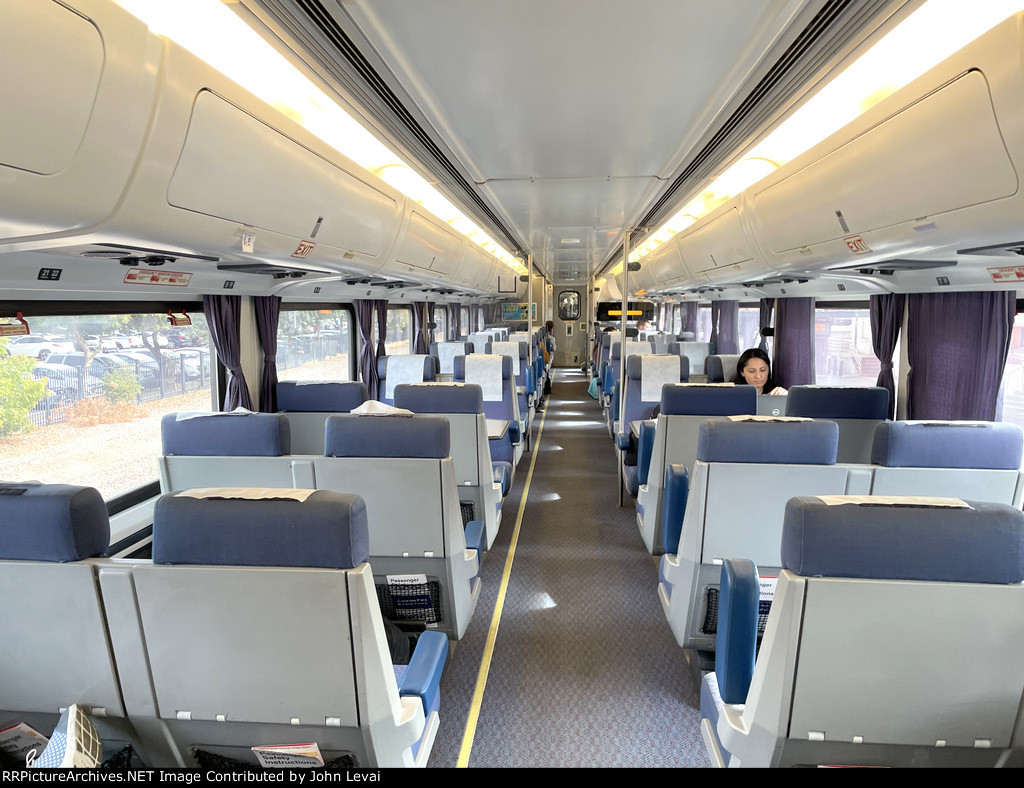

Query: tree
left=0, top=338, right=48, bottom=438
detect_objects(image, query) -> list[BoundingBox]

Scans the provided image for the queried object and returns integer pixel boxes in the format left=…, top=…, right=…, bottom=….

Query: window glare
left=277, top=309, right=352, bottom=382
left=0, top=311, right=214, bottom=499
left=386, top=307, right=412, bottom=355
left=814, top=308, right=881, bottom=387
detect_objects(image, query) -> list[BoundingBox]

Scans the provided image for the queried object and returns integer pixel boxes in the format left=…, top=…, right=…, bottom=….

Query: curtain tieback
left=226, top=365, right=244, bottom=377
left=879, top=360, right=894, bottom=371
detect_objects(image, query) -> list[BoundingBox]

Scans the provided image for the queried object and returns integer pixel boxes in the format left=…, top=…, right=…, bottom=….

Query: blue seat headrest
left=429, top=342, right=472, bottom=356
left=394, top=383, right=484, bottom=414
left=705, top=355, right=741, bottom=383
left=276, top=381, right=368, bottom=412
left=153, top=490, right=368, bottom=569
left=786, top=386, right=890, bottom=419
left=660, top=384, right=756, bottom=416
left=696, top=419, right=838, bottom=464
left=626, top=354, right=689, bottom=381
left=324, top=414, right=450, bottom=458
left=782, top=496, right=1024, bottom=584
left=0, top=483, right=109, bottom=561
left=161, top=413, right=291, bottom=456
left=872, top=421, right=1024, bottom=469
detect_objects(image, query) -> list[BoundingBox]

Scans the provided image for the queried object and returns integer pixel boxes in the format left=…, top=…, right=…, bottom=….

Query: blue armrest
left=637, top=421, right=656, bottom=485
left=492, top=463, right=509, bottom=496
left=464, top=520, right=485, bottom=556
left=399, top=630, right=448, bottom=716
left=661, top=464, right=689, bottom=555
left=509, top=422, right=521, bottom=445
left=615, top=431, right=631, bottom=451
left=715, top=559, right=759, bottom=705
left=526, top=366, right=536, bottom=396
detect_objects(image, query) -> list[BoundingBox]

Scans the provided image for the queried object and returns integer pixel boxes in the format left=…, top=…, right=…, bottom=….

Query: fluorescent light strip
left=113, top=0, right=527, bottom=275
left=629, top=0, right=1024, bottom=267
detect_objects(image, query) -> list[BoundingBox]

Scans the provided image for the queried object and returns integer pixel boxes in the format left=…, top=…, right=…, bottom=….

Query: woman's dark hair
left=731, top=347, right=777, bottom=391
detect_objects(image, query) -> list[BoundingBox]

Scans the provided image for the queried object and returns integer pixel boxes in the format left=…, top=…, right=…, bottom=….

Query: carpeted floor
left=428, top=368, right=709, bottom=768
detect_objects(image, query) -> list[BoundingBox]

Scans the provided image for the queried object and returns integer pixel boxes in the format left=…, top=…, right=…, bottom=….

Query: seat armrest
left=399, top=631, right=449, bottom=716
left=715, top=559, right=759, bottom=705
left=508, top=422, right=521, bottom=445
left=464, top=520, right=486, bottom=556
left=492, top=463, right=510, bottom=496
left=615, top=432, right=631, bottom=451
left=637, top=421, right=656, bottom=485
left=661, top=464, right=689, bottom=555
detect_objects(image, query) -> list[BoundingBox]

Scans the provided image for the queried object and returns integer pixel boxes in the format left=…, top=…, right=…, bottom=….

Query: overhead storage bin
left=389, top=209, right=467, bottom=282
left=168, top=91, right=401, bottom=260
left=0, top=0, right=160, bottom=242
left=752, top=70, right=1018, bottom=255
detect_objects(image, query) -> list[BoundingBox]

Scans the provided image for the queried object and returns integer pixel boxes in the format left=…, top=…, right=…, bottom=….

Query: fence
left=27, top=354, right=211, bottom=428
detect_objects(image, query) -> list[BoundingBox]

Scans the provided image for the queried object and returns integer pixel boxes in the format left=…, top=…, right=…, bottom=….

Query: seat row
left=160, top=409, right=483, bottom=642
left=701, top=494, right=1024, bottom=767
left=651, top=416, right=1024, bottom=663
left=0, top=483, right=446, bottom=767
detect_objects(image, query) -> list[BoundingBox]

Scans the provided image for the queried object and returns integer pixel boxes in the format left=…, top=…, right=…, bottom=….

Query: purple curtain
left=758, top=298, right=775, bottom=353
left=906, top=291, right=1016, bottom=420
left=253, top=295, right=281, bottom=413
left=449, top=304, right=461, bottom=341
left=202, top=294, right=254, bottom=411
left=869, top=293, right=905, bottom=420
left=713, top=300, right=739, bottom=354
left=682, top=302, right=698, bottom=337
left=427, top=302, right=437, bottom=346
left=412, top=301, right=428, bottom=354
left=773, top=297, right=815, bottom=388
left=374, top=300, right=389, bottom=361
left=354, top=300, right=377, bottom=394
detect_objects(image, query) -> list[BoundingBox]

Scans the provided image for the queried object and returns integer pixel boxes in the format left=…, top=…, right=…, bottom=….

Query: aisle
left=429, top=368, right=707, bottom=768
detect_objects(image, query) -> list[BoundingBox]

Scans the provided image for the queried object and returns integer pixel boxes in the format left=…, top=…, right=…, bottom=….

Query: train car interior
left=6, top=0, right=1024, bottom=769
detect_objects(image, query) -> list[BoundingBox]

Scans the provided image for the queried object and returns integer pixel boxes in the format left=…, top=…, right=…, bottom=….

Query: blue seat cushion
left=872, top=421, right=1024, bottom=469
left=394, top=383, right=484, bottom=414
left=782, top=496, right=1024, bottom=584
left=324, top=415, right=450, bottom=458
left=161, top=412, right=290, bottom=456
left=276, top=381, right=368, bottom=412
left=786, top=385, right=889, bottom=419
left=153, top=489, right=369, bottom=569
left=660, top=384, right=756, bottom=416
left=696, top=419, right=838, bottom=465
left=0, top=483, right=109, bottom=561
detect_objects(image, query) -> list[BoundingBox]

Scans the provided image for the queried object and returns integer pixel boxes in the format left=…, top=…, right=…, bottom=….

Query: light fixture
left=113, top=0, right=522, bottom=272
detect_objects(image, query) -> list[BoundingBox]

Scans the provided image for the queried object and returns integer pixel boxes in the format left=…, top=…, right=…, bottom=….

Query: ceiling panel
left=321, top=0, right=817, bottom=282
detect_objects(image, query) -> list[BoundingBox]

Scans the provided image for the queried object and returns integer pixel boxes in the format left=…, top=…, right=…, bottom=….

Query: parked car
left=110, top=334, right=143, bottom=349
left=46, top=352, right=136, bottom=379
left=32, top=362, right=103, bottom=399
left=6, top=334, right=75, bottom=360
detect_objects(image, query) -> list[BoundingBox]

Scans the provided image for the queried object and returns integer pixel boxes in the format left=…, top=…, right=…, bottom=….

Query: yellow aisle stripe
left=456, top=402, right=549, bottom=768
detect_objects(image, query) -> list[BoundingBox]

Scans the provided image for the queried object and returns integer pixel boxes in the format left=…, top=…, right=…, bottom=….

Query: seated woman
left=731, top=348, right=787, bottom=395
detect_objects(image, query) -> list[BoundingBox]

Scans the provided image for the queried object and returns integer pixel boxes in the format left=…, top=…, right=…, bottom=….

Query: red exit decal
left=988, top=265, right=1024, bottom=282
left=123, top=268, right=192, bottom=287
left=292, top=240, right=316, bottom=258
left=844, top=235, right=872, bottom=254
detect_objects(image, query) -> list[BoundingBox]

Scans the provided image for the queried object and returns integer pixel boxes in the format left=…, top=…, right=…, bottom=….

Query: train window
left=557, top=291, right=580, bottom=321
left=813, top=307, right=885, bottom=387
left=433, top=305, right=448, bottom=343
left=738, top=307, right=764, bottom=353
left=0, top=310, right=214, bottom=500
left=697, top=307, right=712, bottom=341
left=386, top=307, right=412, bottom=354
left=277, top=308, right=353, bottom=383
left=998, top=312, right=1024, bottom=434
left=460, top=307, right=470, bottom=336
left=672, top=305, right=682, bottom=335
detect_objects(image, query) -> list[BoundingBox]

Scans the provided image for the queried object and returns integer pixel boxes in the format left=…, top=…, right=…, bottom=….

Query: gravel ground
left=0, top=353, right=368, bottom=499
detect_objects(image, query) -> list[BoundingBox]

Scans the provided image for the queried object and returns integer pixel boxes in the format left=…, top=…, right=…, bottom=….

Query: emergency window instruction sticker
left=123, top=268, right=192, bottom=286
left=988, top=265, right=1024, bottom=283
